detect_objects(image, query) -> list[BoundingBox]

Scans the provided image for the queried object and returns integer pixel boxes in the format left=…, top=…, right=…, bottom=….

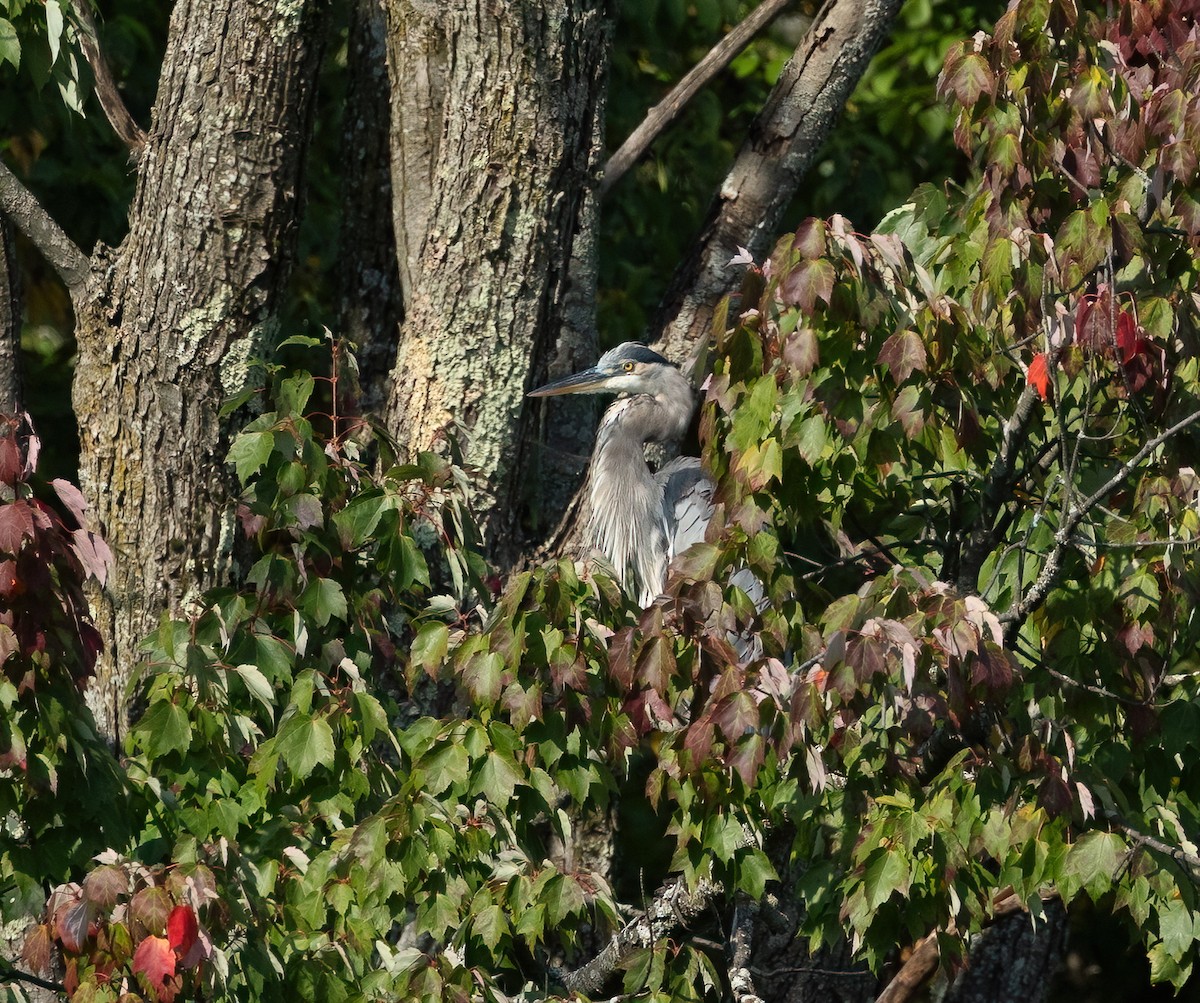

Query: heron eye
left=622, top=361, right=635, bottom=373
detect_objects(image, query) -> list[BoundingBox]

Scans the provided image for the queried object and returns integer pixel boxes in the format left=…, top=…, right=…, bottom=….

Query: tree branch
left=70, top=0, right=147, bottom=155
left=558, top=875, right=722, bottom=996
left=653, top=0, right=903, bottom=363
left=0, top=159, right=89, bottom=293
left=0, top=961, right=67, bottom=995
left=600, top=0, right=795, bottom=198
left=1002, top=405, right=1200, bottom=636
left=1111, top=815, right=1200, bottom=882
left=0, top=216, right=23, bottom=414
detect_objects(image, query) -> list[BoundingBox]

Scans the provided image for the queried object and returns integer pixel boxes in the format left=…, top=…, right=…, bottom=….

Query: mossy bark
left=382, top=0, right=609, bottom=563
left=70, top=0, right=327, bottom=740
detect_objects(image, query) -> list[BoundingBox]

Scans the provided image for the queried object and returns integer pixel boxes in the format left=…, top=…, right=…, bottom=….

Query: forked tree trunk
left=69, top=0, right=327, bottom=739
left=382, top=0, right=609, bottom=561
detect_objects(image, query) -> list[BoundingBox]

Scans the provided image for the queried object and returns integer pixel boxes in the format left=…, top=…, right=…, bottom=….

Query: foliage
left=0, top=411, right=124, bottom=940
left=8, top=1, right=1200, bottom=1001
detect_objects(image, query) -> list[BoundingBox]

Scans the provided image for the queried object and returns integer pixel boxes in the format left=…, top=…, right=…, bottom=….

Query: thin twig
left=600, top=0, right=795, bottom=197
left=0, top=159, right=89, bottom=292
left=70, top=0, right=147, bottom=155
left=1108, top=814, right=1200, bottom=882
left=1002, top=404, right=1200, bottom=633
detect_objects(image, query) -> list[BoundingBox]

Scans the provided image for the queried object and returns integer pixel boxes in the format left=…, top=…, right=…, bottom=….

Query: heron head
left=527, top=343, right=679, bottom=398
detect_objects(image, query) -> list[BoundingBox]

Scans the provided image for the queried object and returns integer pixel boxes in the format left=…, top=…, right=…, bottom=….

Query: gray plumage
left=529, top=343, right=715, bottom=607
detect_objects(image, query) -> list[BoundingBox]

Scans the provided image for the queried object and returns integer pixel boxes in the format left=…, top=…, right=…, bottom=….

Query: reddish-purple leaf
left=780, top=258, right=836, bottom=313
left=877, top=330, right=927, bottom=384
left=728, top=731, right=765, bottom=786
left=82, top=864, right=128, bottom=909
left=782, top=327, right=819, bottom=377
left=50, top=478, right=89, bottom=525
left=0, top=503, right=36, bottom=555
left=714, top=691, right=758, bottom=742
left=792, top=217, right=827, bottom=259
left=72, top=529, right=113, bottom=586
left=132, top=935, right=177, bottom=997
left=636, top=635, right=676, bottom=694
left=1028, top=353, right=1051, bottom=400
left=21, top=923, right=53, bottom=974
left=53, top=893, right=93, bottom=954
left=941, top=49, right=995, bottom=107
left=167, top=904, right=199, bottom=958
left=607, top=627, right=635, bottom=691
left=130, top=886, right=172, bottom=938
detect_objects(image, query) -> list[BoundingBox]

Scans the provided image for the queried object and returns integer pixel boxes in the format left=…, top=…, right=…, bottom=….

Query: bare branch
left=1106, top=813, right=1200, bottom=882
left=0, top=961, right=67, bottom=995
left=600, top=0, right=794, bottom=198
left=729, top=895, right=763, bottom=1003
left=70, top=0, right=147, bottom=155
left=0, top=159, right=89, bottom=293
left=654, top=0, right=904, bottom=363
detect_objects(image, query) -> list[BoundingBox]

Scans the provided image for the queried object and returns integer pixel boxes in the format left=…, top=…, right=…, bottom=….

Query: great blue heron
left=528, top=342, right=717, bottom=608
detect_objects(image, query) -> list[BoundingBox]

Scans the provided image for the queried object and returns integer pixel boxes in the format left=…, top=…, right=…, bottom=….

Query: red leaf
left=0, top=502, right=36, bottom=556
left=1115, top=311, right=1143, bottom=364
left=1028, top=353, right=1051, bottom=399
left=132, top=935, right=177, bottom=997
left=167, top=905, right=198, bottom=957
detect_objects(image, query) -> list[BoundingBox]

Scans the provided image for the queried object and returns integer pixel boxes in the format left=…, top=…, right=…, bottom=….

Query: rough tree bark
left=60, top=0, right=328, bottom=739
left=0, top=219, right=21, bottom=415
left=382, top=0, right=609, bottom=562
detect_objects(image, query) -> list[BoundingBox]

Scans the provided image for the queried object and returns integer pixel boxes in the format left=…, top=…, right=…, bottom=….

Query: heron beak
left=527, top=367, right=614, bottom=397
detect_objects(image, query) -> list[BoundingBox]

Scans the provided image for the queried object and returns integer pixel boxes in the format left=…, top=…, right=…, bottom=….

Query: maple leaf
left=133, top=935, right=177, bottom=1001
left=167, top=905, right=198, bottom=959
left=1028, top=352, right=1051, bottom=400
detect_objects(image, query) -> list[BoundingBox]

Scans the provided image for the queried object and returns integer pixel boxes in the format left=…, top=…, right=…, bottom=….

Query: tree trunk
left=943, top=900, right=1067, bottom=1003
left=0, top=218, right=21, bottom=414
left=70, top=0, right=328, bottom=740
left=382, top=0, right=609, bottom=561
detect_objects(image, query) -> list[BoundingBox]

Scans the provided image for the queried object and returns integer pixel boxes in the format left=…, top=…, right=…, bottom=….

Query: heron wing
left=657, top=457, right=714, bottom=560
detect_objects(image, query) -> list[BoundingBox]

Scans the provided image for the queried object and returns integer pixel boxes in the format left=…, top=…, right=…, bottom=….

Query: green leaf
left=1060, top=830, right=1124, bottom=903
left=275, top=712, right=335, bottom=779
left=278, top=373, right=315, bottom=415
left=301, top=578, right=347, bottom=627
left=227, top=430, right=275, bottom=484
left=0, top=18, right=19, bottom=70
left=862, top=849, right=910, bottom=908
left=234, top=663, right=276, bottom=714
left=45, top=0, right=62, bottom=65
left=133, top=700, right=192, bottom=759
left=471, top=751, right=520, bottom=803
left=411, top=622, right=449, bottom=674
